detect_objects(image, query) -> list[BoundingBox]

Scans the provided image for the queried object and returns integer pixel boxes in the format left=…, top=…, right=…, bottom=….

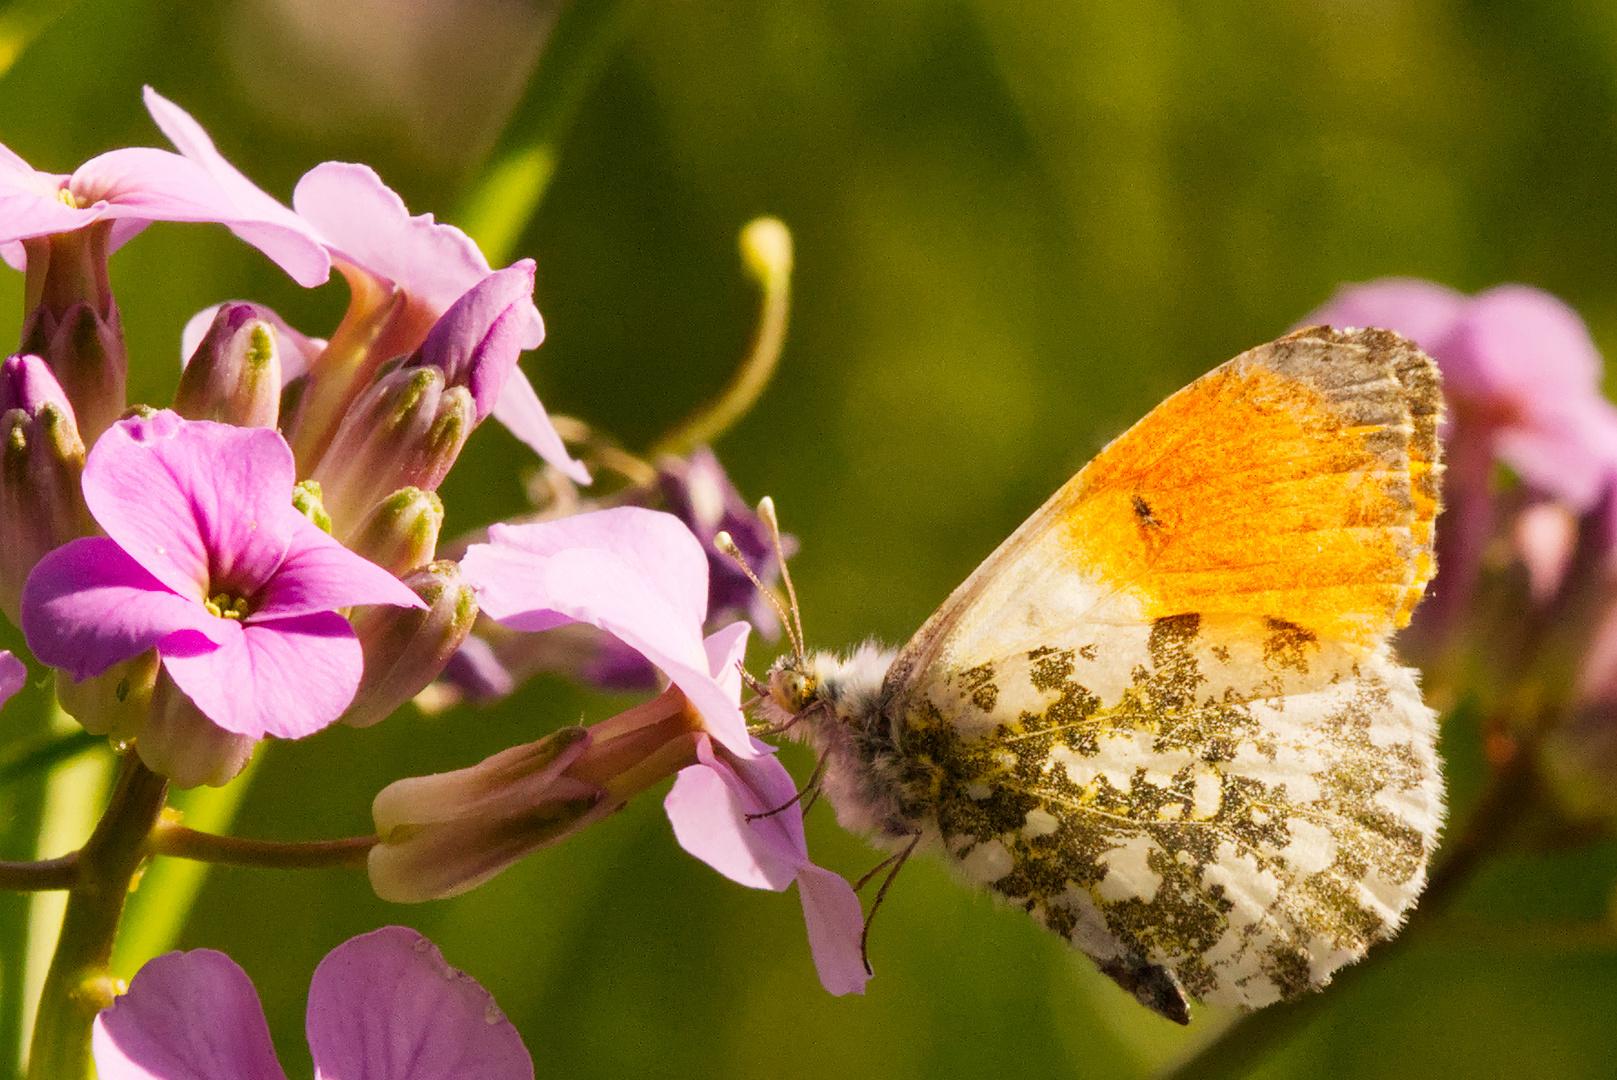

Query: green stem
left=147, top=824, right=376, bottom=870
left=1157, top=744, right=1542, bottom=1080
left=26, top=754, right=167, bottom=1080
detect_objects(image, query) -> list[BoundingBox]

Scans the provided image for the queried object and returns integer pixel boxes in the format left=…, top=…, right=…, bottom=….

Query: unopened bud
left=310, top=366, right=473, bottom=537
left=140, top=669, right=256, bottom=788
left=369, top=725, right=605, bottom=902
left=21, top=298, right=127, bottom=447
left=55, top=650, right=159, bottom=741
left=342, top=560, right=477, bottom=729
left=0, top=356, right=93, bottom=625
left=292, top=480, right=332, bottom=533
left=409, top=263, right=535, bottom=423
left=174, top=304, right=282, bottom=428
left=346, top=488, right=444, bottom=575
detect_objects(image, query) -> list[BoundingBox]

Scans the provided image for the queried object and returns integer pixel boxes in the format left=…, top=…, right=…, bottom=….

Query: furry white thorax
left=765, top=643, right=925, bottom=845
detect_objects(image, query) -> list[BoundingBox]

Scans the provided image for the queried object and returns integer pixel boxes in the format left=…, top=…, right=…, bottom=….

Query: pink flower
left=92, top=926, right=532, bottom=1080
left=0, top=134, right=328, bottom=288
left=20, top=412, right=423, bottom=745
left=0, top=651, right=23, bottom=706
left=442, top=506, right=868, bottom=994
left=144, top=88, right=586, bottom=483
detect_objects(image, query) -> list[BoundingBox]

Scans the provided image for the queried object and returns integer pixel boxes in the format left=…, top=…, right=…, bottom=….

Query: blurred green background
left=3, top=0, right=1617, bottom=1077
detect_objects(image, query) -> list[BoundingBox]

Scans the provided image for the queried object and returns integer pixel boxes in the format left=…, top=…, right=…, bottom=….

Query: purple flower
left=20, top=412, right=423, bottom=751
left=428, top=506, right=868, bottom=994
left=659, top=446, right=797, bottom=636
left=0, top=128, right=328, bottom=288
left=92, top=926, right=532, bottom=1080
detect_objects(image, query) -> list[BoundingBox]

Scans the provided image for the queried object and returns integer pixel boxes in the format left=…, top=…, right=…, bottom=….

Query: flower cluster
left=0, top=84, right=866, bottom=1077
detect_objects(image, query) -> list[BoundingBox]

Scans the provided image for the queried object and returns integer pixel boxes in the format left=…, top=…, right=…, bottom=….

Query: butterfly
left=760, top=325, right=1446, bottom=1023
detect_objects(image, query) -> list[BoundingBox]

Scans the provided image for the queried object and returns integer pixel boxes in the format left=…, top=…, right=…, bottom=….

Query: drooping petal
left=794, top=863, right=872, bottom=996
left=488, top=367, right=591, bottom=484
left=142, top=87, right=331, bottom=287
left=291, top=162, right=543, bottom=348
left=22, top=537, right=230, bottom=681
left=82, top=415, right=299, bottom=600
left=306, top=927, right=533, bottom=1080
left=464, top=508, right=752, bottom=754
left=0, top=651, right=25, bottom=707
left=160, top=611, right=362, bottom=739
left=251, top=520, right=425, bottom=621
left=92, top=948, right=289, bottom=1080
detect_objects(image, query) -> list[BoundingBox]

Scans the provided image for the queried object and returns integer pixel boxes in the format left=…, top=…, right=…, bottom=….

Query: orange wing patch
left=1057, top=327, right=1442, bottom=648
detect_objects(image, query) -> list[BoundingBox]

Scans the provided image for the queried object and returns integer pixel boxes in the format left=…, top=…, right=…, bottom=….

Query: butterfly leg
left=745, top=746, right=832, bottom=822
left=853, top=830, right=922, bottom=975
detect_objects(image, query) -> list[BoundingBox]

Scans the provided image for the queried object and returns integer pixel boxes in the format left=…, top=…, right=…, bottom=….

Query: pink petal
left=1438, top=283, right=1605, bottom=408
left=306, top=927, right=533, bottom=1080
left=489, top=367, right=590, bottom=483
left=143, top=87, right=331, bottom=287
left=252, top=521, right=426, bottom=620
left=1301, top=277, right=1468, bottom=350
left=161, top=611, right=362, bottom=739
left=92, top=949, right=288, bottom=1080
left=22, top=537, right=230, bottom=681
left=292, top=163, right=544, bottom=348
left=665, top=750, right=797, bottom=891
left=83, top=415, right=299, bottom=600
left=464, top=509, right=752, bottom=754
left=703, top=621, right=752, bottom=701
left=794, top=863, right=871, bottom=996
left=0, top=651, right=25, bottom=706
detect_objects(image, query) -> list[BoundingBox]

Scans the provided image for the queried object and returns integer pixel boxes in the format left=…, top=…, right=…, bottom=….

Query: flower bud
left=341, top=560, right=476, bottom=729
left=309, top=365, right=474, bottom=538
left=140, top=669, right=256, bottom=788
left=173, top=303, right=282, bottom=427
left=368, top=684, right=708, bottom=902
left=20, top=297, right=127, bottom=448
left=346, top=487, right=443, bottom=575
left=0, top=355, right=93, bottom=624
left=292, top=480, right=333, bottom=533
left=55, top=650, right=159, bottom=741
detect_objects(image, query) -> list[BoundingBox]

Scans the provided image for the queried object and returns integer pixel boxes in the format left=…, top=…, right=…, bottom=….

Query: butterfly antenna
left=756, top=496, right=807, bottom=662
left=714, top=528, right=803, bottom=661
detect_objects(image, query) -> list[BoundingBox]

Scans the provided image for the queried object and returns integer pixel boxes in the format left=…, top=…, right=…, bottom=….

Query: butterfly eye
left=769, top=667, right=816, bottom=713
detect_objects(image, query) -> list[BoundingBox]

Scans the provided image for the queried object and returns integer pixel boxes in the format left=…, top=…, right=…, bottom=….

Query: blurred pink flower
left=20, top=412, right=422, bottom=753
left=0, top=651, right=23, bottom=706
left=92, top=926, right=531, bottom=1080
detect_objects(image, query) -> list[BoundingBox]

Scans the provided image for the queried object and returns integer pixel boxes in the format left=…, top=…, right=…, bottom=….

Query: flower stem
left=146, top=823, right=376, bottom=870
left=26, top=753, right=167, bottom=1080
left=0, top=855, right=77, bottom=892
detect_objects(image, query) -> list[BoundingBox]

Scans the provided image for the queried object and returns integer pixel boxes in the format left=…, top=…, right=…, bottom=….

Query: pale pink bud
left=342, top=560, right=476, bottom=729
left=173, top=303, right=282, bottom=428
left=345, top=487, right=443, bottom=576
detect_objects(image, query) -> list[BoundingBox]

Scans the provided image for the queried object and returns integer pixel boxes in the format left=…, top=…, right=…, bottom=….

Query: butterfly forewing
left=876, top=327, right=1445, bottom=1012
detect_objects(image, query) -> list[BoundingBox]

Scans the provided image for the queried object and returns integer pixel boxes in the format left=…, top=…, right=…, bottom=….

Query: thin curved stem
left=147, top=823, right=376, bottom=870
